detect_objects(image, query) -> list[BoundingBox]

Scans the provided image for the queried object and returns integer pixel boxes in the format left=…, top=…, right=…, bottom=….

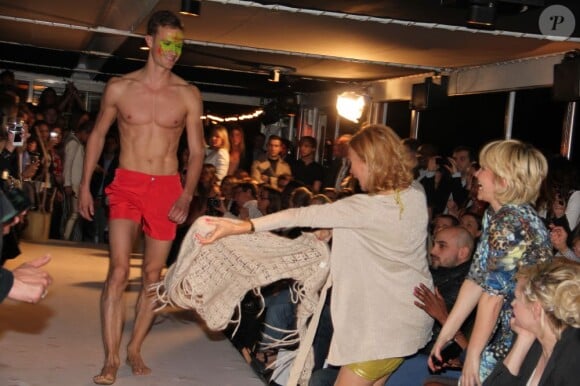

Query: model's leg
left=93, top=219, right=140, bottom=385
left=126, top=235, right=172, bottom=376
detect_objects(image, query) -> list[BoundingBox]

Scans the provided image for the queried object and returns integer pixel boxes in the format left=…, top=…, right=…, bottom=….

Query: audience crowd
left=2, top=69, right=580, bottom=385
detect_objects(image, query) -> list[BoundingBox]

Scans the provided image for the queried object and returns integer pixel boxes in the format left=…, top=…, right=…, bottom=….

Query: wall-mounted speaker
left=553, top=52, right=580, bottom=101
left=410, top=76, right=449, bottom=111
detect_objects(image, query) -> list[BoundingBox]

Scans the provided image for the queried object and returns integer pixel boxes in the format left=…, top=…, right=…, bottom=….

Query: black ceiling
left=0, top=0, right=578, bottom=99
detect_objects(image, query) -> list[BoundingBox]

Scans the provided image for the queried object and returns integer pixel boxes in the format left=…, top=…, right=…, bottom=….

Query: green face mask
left=159, top=39, right=183, bottom=56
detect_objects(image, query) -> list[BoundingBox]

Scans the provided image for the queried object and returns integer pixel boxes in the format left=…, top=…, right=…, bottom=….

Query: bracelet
left=247, top=220, right=255, bottom=233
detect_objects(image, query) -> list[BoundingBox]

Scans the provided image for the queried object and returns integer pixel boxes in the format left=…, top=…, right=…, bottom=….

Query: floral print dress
left=467, top=203, right=552, bottom=381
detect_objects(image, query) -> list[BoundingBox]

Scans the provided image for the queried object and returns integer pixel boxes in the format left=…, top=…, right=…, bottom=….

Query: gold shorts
left=346, top=357, right=404, bottom=381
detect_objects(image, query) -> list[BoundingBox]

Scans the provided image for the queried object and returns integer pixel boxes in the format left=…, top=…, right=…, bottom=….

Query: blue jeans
left=262, top=288, right=295, bottom=344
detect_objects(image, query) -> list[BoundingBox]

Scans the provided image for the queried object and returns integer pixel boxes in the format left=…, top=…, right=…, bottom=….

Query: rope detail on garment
left=152, top=216, right=331, bottom=378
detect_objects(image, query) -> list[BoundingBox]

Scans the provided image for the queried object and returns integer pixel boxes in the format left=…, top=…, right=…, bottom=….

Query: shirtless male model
left=78, top=10, right=204, bottom=385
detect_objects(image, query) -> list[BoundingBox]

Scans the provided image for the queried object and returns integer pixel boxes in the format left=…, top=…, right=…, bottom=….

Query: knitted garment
left=154, top=216, right=331, bottom=333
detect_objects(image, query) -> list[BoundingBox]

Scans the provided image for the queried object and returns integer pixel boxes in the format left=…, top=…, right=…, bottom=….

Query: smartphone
left=8, top=121, right=24, bottom=147
left=432, top=339, right=462, bottom=366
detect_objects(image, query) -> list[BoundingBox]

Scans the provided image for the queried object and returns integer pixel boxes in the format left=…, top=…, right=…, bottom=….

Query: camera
left=7, top=120, right=24, bottom=147
left=436, top=157, right=451, bottom=168
left=50, top=131, right=59, bottom=139
left=30, top=152, right=41, bottom=164
left=431, top=339, right=462, bottom=366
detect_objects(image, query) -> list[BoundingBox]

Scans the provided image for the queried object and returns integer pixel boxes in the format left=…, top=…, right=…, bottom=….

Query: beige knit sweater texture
left=156, top=186, right=433, bottom=368
left=154, top=217, right=330, bottom=332
left=251, top=188, right=434, bottom=365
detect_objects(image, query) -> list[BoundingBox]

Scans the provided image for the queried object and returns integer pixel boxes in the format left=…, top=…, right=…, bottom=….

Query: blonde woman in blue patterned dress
left=429, top=140, right=552, bottom=386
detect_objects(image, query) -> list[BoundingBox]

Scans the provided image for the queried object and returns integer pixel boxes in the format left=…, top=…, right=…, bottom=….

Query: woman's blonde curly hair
left=517, top=259, right=580, bottom=339
left=348, top=124, right=413, bottom=194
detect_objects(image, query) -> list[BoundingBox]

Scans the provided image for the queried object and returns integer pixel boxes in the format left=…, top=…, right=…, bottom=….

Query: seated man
left=388, top=226, right=475, bottom=385
left=250, top=135, right=291, bottom=190
left=309, top=226, right=475, bottom=386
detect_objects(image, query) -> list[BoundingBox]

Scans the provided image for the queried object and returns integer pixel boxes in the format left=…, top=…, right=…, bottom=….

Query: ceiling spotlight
left=467, top=1, right=497, bottom=29
left=269, top=69, right=281, bottom=83
left=180, top=0, right=201, bottom=16
left=336, top=91, right=367, bottom=123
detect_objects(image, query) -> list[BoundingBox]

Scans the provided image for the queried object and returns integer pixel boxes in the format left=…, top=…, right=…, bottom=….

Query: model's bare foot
left=126, top=354, right=151, bottom=376
left=93, top=365, right=118, bottom=385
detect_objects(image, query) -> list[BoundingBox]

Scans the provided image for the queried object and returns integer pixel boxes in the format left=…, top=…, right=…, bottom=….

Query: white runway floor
left=0, top=241, right=263, bottom=386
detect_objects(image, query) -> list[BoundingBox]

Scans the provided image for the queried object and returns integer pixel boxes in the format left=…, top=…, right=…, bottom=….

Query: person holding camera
left=0, top=188, right=52, bottom=304
left=418, top=144, right=469, bottom=220
left=0, top=254, right=52, bottom=304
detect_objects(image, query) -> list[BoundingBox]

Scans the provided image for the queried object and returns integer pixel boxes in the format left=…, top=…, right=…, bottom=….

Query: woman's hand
left=509, top=317, right=536, bottom=342
left=429, top=332, right=456, bottom=372
left=460, top=352, right=482, bottom=386
left=313, top=229, right=332, bottom=243
left=196, top=217, right=251, bottom=244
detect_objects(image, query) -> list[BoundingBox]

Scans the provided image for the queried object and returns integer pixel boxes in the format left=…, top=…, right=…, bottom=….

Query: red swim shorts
left=105, top=168, right=183, bottom=240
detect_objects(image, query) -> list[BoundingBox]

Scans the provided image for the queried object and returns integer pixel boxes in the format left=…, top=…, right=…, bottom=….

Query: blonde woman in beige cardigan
left=199, top=124, right=433, bottom=386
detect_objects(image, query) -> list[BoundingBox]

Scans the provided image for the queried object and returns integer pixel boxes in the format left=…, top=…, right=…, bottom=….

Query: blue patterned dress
left=466, top=203, right=552, bottom=381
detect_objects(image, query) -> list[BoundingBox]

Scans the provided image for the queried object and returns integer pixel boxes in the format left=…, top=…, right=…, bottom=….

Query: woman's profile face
left=474, top=166, right=502, bottom=209
left=348, top=147, right=368, bottom=191
left=510, top=279, right=536, bottom=333
left=210, top=132, right=224, bottom=149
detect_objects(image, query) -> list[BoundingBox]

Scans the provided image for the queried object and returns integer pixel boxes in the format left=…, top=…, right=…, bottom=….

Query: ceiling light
left=269, top=69, right=281, bottom=83
left=260, top=65, right=295, bottom=82
left=180, top=0, right=201, bottom=16
left=467, top=1, right=497, bottom=29
left=336, top=92, right=367, bottom=123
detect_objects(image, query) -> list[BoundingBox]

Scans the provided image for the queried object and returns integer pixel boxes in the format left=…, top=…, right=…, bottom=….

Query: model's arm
left=78, top=79, right=120, bottom=220
left=169, top=84, right=204, bottom=224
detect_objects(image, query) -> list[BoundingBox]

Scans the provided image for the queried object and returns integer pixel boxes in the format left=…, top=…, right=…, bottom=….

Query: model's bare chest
left=118, top=85, right=185, bottom=128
